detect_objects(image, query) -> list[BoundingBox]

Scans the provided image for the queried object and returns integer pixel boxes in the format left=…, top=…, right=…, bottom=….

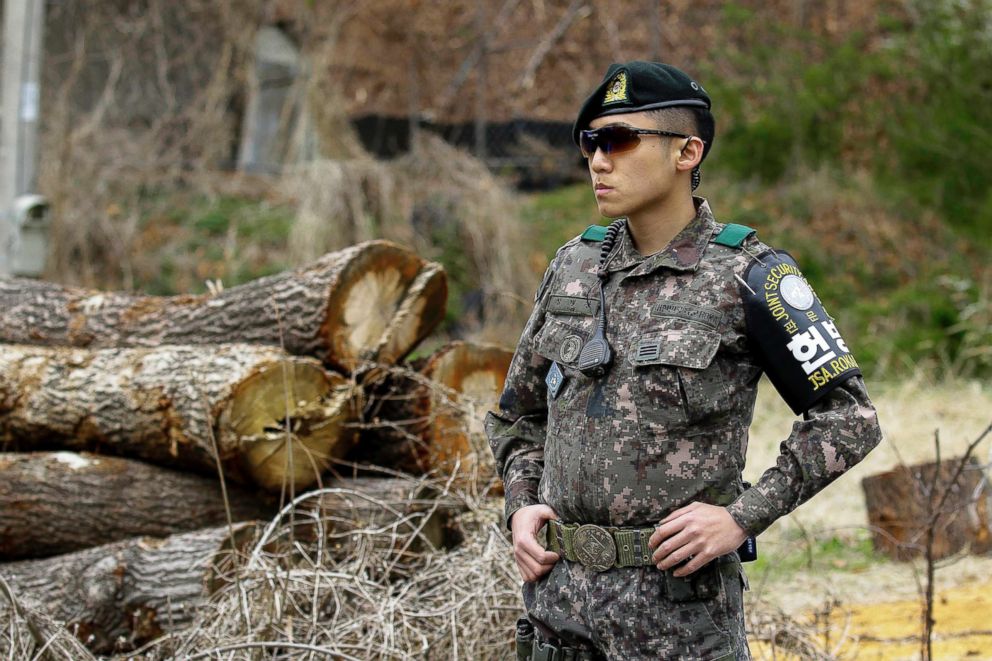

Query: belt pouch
left=666, top=563, right=720, bottom=602
left=516, top=617, right=535, bottom=661
left=665, top=571, right=697, bottom=603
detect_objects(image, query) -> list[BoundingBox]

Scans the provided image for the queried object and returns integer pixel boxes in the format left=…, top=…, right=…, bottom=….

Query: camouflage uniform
left=485, top=198, right=882, bottom=660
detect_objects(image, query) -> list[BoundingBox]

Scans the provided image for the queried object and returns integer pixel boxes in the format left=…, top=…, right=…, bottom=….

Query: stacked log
left=0, top=452, right=273, bottom=560
left=1, top=522, right=259, bottom=653
left=0, top=344, right=353, bottom=491
left=0, top=240, right=514, bottom=653
left=0, top=240, right=446, bottom=372
left=291, top=477, right=464, bottom=558
left=420, top=341, right=514, bottom=486
left=352, top=341, right=513, bottom=487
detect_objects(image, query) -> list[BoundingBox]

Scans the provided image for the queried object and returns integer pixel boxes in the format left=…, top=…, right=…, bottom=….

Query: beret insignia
left=603, top=71, right=628, bottom=105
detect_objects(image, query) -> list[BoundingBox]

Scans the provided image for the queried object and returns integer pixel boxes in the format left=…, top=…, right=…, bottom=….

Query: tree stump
left=0, top=241, right=446, bottom=372
left=0, top=522, right=258, bottom=653
left=0, top=452, right=273, bottom=560
left=0, top=344, right=355, bottom=491
left=862, top=456, right=992, bottom=561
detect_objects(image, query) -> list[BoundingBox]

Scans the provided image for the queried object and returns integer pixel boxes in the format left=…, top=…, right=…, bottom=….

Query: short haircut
left=646, top=107, right=715, bottom=162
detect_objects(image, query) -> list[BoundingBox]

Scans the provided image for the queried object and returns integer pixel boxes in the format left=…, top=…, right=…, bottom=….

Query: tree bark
left=352, top=341, right=511, bottom=490
left=0, top=523, right=258, bottom=653
left=862, top=456, right=992, bottom=561
left=0, top=240, right=446, bottom=372
left=0, top=452, right=273, bottom=560
left=0, top=344, right=355, bottom=491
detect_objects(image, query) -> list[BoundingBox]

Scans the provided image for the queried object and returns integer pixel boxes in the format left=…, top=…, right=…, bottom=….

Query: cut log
left=352, top=366, right=433, bottom=474
left=862, top=456, right=992, bottom=561
left=0, top=522, right=258, bottom=653
left=373, top=261, right=448, bottom=365
left=0, top=452, right=274, bottom=560
left=0, top=344, right=356, bottom=491
left=0, top=241, right=447, bottom=372
left=352, top=342, right=512, bottom=489
left=421, top=341, right=513, bottom=487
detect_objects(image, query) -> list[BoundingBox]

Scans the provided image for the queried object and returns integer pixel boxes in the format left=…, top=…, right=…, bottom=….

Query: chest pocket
left=533, top=316, right=593, bottom=413
left=630, top=326, right=729, bottom=426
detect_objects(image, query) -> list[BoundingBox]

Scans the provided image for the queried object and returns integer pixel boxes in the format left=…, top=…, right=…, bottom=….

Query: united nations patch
left=780, top=274, right=814, bottom=310
left=603, top=71, right=628, bottom=105
left=560, top=335, right=582, bottom=363
left=545, top=361, right=565, bottom=400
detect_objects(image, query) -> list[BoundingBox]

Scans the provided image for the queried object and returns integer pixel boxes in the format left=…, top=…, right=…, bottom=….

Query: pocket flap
left=630, top=327, right=721, bottom=370
left=534, top=317, right=588, bottom=367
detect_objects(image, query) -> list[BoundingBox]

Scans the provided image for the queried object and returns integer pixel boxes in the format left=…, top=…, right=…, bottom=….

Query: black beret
left=572, top=61, right=711, bottom=145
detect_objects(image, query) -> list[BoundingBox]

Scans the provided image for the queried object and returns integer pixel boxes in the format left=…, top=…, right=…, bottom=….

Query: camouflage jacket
left=485, top=198, right=882, bottom=536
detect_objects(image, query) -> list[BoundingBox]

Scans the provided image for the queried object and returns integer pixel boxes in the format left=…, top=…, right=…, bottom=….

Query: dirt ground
left=743, top=376, right=992, bottom=660
left=748, top=557, right=992, bottom=659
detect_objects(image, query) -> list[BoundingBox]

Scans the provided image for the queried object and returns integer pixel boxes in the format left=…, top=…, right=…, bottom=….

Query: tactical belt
left=546, top=520, right=656, bottom=571
left=546, top=520, right=738, bottom=603
left=547, top=519, right=741, bottom=580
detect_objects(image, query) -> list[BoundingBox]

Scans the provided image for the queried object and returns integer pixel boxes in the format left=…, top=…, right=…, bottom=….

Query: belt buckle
left=573, top=524, right=616, bottom=572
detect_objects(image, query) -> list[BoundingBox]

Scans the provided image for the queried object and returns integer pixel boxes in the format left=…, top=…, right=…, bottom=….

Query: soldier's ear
left=676, top=137, right=704, bottom=172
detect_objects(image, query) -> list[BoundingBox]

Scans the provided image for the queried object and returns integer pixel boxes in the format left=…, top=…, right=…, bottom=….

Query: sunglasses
left=579, top=125, right=692, bottom=158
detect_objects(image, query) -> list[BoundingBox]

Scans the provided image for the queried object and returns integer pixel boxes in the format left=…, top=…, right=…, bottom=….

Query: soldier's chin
left=596, top=201, right=622, bottom=218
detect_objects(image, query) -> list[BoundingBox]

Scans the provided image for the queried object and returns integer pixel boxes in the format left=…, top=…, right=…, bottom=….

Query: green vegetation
left=132, top=193, right=296, bottom=296
left=520, top=0, right=992, bottom=379
left=751, top=529, right=886, bottom=577
left=704, top=0, right=992, bottom=244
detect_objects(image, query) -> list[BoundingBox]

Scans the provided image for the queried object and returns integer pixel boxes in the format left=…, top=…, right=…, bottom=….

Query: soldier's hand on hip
left=647, top=502, right=748, bottom=577
left=510, top=504, right=560, bottom=582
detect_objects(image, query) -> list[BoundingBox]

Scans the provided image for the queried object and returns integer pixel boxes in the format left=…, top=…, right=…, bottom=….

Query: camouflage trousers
left=523, top=557, right=751, bottom=661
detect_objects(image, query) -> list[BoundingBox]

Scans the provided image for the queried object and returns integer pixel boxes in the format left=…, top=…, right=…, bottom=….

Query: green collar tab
left=712, top=223, right=756, bottom=248
left=580, top=224, right=608, bottom=242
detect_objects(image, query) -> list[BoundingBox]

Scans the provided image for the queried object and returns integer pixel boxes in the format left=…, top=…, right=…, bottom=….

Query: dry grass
left=748, top=374, right=992, bottom=536
left=746, top=373, right=992, bottom=650
left=0, top=481, right=840, bottom=661
left=0, top=477, right=523, bottom=660
left=1, top=376, right=989, bottom=659
left=280, top=133, right=538, bottom=344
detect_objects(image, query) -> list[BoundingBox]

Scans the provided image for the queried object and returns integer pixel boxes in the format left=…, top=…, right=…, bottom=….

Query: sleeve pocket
left=533, top=316, right=589, bottom=370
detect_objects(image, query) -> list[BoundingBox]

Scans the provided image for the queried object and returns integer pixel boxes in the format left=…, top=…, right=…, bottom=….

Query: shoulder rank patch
left=712, top=223, right=756, bottom=248
left=741, top=250, right=861, bottom=414
left=580, top=224, right=608, bottom=242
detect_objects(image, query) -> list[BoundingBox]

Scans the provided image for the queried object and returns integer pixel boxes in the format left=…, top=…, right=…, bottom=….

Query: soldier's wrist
left=505, top=498, right=541, bottom=530
left=727, top=488, right=779, bottom=537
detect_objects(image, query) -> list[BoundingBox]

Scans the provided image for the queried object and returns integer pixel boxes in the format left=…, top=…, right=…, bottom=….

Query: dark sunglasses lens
left=580, top=127, right=640, bottom=157
left=580, top=131, right=598, bottom=157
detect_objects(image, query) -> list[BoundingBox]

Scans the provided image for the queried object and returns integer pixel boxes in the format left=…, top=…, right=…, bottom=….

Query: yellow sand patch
left=750, top=581, right=992, bottom=660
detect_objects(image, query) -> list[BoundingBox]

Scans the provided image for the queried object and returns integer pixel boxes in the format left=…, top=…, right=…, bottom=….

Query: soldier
left=485, top=61, right=882, bottom=660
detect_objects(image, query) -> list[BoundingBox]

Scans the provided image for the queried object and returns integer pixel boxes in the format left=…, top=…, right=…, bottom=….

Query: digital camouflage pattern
left=523, top=557, right=747, bottom=660
left=486, top=197, right=881, bottom=533
left=485, top=197, right=882, bottom=658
